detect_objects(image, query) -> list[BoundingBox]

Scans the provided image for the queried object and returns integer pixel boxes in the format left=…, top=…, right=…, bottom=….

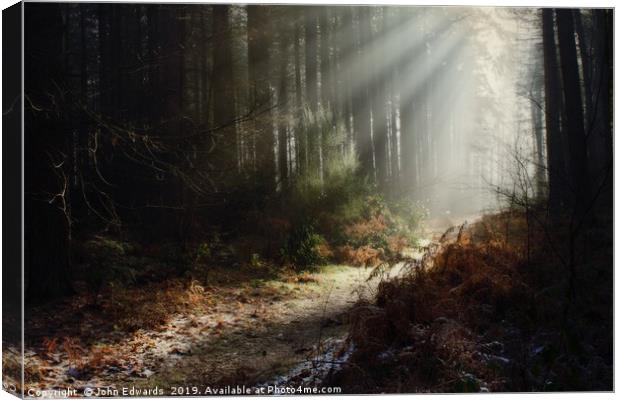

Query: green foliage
left=105, top=263, right=138, bottom=286
left=384, top=199, right=427, bottom=248
left=300, top=106, right=348, bottom=179
left=194, top=242, right=212, bottom=264
left=287, top=133, right=369, bottom=236
left=80, top=236, right=140, bottom=299
left=249, top=253, right=264, bottom=269
left=284, top=106, right=425, bottom=254
left=332, top=195, right=425, bottom=258
left=453, top=375, right=480, bottom=392
left=281, top=222, right=326, bottom=270
left=249, top=278, right=266, bottom=289
left=270, top=109, right=425, bottom=264
left=238, top=252, right=279, bottom=277
left=83, top=236, right=127, bottom=258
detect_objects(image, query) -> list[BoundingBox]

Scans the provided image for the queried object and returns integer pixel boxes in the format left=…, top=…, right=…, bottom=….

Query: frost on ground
left=8, top=264, right=392, bottom=396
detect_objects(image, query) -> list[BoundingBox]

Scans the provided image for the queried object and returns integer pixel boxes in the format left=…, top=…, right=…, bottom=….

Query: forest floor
left=325, top=211, right=613, bottom=392
left=4, top=217, right=468, bottom=396
left=12, top=265, right=405, bottom=396
left=5, top=210, right=611, bottom=394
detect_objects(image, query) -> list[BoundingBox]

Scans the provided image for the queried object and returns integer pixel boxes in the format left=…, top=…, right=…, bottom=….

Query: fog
left=374, top=7, right=541, bottom=218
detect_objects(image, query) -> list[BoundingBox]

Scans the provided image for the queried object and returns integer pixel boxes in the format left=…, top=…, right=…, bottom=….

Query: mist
left=354, top=7, right=542, bottom=218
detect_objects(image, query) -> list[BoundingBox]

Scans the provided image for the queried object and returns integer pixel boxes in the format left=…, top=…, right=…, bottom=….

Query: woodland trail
left=18, top=217, right=473, bottom=395
left=137, top=264, right=402, bottom=391
left=133, top=217, right=472, bottom=390
left=19, top=265, right=392, bottom=395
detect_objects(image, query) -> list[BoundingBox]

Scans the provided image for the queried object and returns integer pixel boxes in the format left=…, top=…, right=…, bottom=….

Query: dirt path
left=16, top=217, right=474, bottom=396
left=134, top=216, right=471, bottom=391
left=18, top=265, right=392, bottom=396
left=137, top=265, right=389, bottom=390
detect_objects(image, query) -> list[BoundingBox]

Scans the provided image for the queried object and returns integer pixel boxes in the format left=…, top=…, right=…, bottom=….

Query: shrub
left=194, top=242, right=212, bottom=263
left=332, top=209, right=612, bottom=392
left=249, top=253, right=264, bottom=269
left=79, top=236, right=139, bottom=300
left=343, top=214, right=389, bottom=249
left=334, top=245, right=383, bottom=267
left=281, top=222, right=326, bottom=269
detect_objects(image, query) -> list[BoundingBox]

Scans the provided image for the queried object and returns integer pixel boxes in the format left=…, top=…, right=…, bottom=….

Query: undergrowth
left=330, top=210, right=612, bottom=392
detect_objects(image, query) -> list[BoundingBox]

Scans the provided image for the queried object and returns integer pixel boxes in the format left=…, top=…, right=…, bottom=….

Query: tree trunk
left=371, top=8, right=389, bottom=190
left=212, top=5, right=237, bottom=175
left=339, top=8, right=355, bottom=155
left=398, top=12, right=417, bottom=196
left=542, top=8, right=566, bottom=212
left=556, top=9, right=589, bottom=217
left=98, top=5, right=110, bottom=116
left=573, top=10, right=593, bottom=131
left=588, top=9, right=613, bottom=197
left=247, top=5, right=276, bottom=190
left=389, top=69, right=400, bottom=189
left=278, top=25, right=289, bottom=188
left=354, top=6, right=374, bottom=180
left=159, top=5, right=183, bottom=125
left=319, top=8, right=332, bottom=110
left=303, top=7, right=321, bottom=179
left=530, top=71, right=545, bottom=200
left=293, top=18, right=306, bottom=176
left=199, top=9, right=209, bottom=126
left=146, top=5, right=160, bottom=122
left=304, top=7, right=319, bottom=112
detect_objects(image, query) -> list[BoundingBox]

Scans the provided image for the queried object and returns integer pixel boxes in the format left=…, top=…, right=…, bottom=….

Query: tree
left=398, top=11, right=417, bottom=195
left=277, top=14, right=290, bottom=187
left=588, top=9, right=613, bottom=198
left=573, top=10, right=593, bottom=130
left=556, top=9, right=589, bottom=216
left=212, top=5, right=238, bottom=175
left=353, top=6, right=374, bottom=179
left=304, top=7, right=319, bottom=112
left=371, top=8, right=389, bottom=190
left=542, top=8, right=566, bottom=212
left=247, top=5, right=275, bottom=189
left=338, top=8, right=355, bottom=154
left=159, top=5, right=184, bottom=126
left=293, top=14, right=307, bottom=176
left=319, top=8, right=333, bottom=110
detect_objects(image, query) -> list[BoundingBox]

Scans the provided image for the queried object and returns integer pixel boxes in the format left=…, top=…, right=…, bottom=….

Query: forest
left=2, top=3, right=613, bottom=395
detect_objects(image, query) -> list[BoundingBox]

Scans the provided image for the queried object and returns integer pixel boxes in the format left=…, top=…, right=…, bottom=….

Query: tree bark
left=542, top=8, right=566, bottom=212
left=247, top=5, right=276, bottom=190
left=371, top=8, right=389, bottom=190
left=319, top=8, right=332, bottom=110
left=588, top=9, right=613, bottom=195
left=304, top=7, right=319, bottom=112
left=339, top=8, right=355, bottom=154
left=293, top=17, right=306, bottom=176
left=398, top=11, right=417, bottom=196
left=389, top=69, right=400, bottom=189
left=212, top=5, right=238, bottom=174
left=278, top=24, right=290, bottom=187
left=354, top=6, right=374, bottom=180
left=556, top=9, right=589, bottom=216
left=303, top=7, right=321, bottom=179
left=573, top=10, right=593, bottom=131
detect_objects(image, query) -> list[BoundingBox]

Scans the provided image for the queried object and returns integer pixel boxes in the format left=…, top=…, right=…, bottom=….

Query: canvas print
left=2, top=1, right=614, bottom=396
